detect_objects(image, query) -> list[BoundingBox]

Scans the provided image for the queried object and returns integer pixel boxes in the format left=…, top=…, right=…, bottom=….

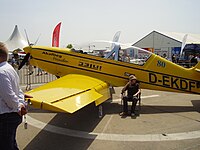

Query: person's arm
left=133, top=89, right=141, bottom=97
left=133, top=83, right=141, bottom=97
left=121, top=82, right=130, bottom=94
left=18, top=90, right=33, bottom=116
left=18, top=88, right=25, bottom=103
left=0, top=73, right=20, bottom=111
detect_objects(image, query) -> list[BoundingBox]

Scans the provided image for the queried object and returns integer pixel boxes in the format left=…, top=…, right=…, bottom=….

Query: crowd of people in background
left=162, top=53, right=200, bottom=67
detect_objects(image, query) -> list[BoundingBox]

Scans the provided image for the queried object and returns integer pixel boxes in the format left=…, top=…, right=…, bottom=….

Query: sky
left=1, top=0, right=200, bottom=48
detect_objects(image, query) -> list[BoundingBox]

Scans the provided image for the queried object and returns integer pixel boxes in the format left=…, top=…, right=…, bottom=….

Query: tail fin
left=193, top=62, right=200, bottom=72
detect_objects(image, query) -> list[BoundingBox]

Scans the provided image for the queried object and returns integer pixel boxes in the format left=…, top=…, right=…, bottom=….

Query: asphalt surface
left=17, top=85, right=200, bottom=150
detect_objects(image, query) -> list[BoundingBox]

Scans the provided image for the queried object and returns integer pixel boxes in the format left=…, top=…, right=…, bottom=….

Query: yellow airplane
left=19, top=43, right=200, bottom=114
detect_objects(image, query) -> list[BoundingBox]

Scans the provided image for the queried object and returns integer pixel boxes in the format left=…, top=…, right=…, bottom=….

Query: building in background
left=132, top=31, right=200, bottom=61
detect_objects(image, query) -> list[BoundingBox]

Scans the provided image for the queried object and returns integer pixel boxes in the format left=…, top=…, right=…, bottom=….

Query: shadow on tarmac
left=103, top=100, right=200, bottom=115
left=191, top=100, right=200, bottom=113
left=23, top=99, right=200, bottom=150
left=24, top=103, right=101, bottom=150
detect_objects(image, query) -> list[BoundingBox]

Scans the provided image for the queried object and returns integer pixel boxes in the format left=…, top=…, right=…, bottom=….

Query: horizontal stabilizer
left=31, top=89, right=102, bottom=113
left=25, top=74, right=110, bottom=113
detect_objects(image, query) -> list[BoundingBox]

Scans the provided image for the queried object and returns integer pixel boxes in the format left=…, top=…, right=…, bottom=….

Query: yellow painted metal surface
left=26, top=74, right=110, bottom=113
left=24, top=46, right=199, bottom=95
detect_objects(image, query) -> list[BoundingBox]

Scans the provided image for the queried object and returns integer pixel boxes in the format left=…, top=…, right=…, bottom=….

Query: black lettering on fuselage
left=149, top=73, right=157, bottom=83
left=171, top=77, right=179, bottom=89
left=42, top=51, right=62, bottom=58
left=197, top=82, right=200, bottom=88
left=162, top=75, right=170, bottom=87
left=148, top=73, right=197, bottom=92
left=180, top=79, right=188, bottom=90
left=189, top=81, right=196, bottom=91
left=78, top=61, right=102, bottom=71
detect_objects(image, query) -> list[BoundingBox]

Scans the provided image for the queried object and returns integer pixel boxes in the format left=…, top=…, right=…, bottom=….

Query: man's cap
left=129, top=75, right=137, bottom=80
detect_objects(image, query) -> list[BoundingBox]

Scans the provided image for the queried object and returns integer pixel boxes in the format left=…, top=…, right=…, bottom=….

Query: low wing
left=25, top=74, right=110, bottom=113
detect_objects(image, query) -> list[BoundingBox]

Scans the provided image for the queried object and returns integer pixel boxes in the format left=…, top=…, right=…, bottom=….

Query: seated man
left=120, top=75, right=141, bottom=117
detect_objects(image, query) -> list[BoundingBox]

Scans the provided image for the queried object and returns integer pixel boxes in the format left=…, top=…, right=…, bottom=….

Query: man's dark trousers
left=0, top=112, right=22, bottom=150
left=122, top=96, right=138, bottom=114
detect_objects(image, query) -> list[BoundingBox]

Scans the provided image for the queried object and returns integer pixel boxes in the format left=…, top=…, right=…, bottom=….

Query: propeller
left=34, top=33, right=41, bottom=45
left=94, top=40, right=153, bottom=54
left=18, top=30, right=41, bottom=70
left=18, top=29, right=32, bottom=70
left=24, top=29, right=31, bottom=46
left=18, top=53, right=30, bottom=70
left=111, top=31, right=121, bottom=50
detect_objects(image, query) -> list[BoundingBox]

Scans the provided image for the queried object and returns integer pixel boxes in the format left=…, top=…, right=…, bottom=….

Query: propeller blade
left=94, top=40, right=153, bottom=54
left=34, top=33, right=41, bottom=45
left=24, top=29, right=31, bottom=46
left=18, top=53, right=30, bottom=70
left=111, top=31, right=121, bottom=50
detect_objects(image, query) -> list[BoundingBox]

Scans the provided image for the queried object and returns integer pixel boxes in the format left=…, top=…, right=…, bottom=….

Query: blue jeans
left=0, top=112, right=22, bottom=150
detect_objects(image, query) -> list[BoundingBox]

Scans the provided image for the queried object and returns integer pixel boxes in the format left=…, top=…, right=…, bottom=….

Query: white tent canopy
left=160, top=31, right=200, bottom=44
left=5, top=25, right=28, bottom=53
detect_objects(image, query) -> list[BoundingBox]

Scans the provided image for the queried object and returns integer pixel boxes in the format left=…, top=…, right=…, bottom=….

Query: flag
left=180, top=34, right=188, bottom=57
left=52, top=22, right=61, bottom=47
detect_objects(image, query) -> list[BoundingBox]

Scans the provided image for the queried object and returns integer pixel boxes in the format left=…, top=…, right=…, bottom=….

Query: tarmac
left=17, top=85, right=200, bottom=150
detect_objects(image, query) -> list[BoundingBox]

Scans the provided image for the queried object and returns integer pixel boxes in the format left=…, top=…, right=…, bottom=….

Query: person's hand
left=121, top=93, right=124, bottom=99
left=21, top=106, right=27, bottom=115
left=18, top=104, right=27, bottom=116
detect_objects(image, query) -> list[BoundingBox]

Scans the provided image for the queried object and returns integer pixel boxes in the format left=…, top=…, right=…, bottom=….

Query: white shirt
left=0, top=61, right=24, bottom=114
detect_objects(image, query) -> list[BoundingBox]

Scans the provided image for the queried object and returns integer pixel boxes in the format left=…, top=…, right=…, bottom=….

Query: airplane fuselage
left=25, top=46, right=200, bottom=95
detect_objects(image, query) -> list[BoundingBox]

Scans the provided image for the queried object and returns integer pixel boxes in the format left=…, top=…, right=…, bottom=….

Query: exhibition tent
left=5, top=25, right=28, bottom=53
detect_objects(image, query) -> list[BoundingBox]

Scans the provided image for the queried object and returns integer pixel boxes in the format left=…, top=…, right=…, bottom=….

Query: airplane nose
left=23, top=46, right=31, bottom=53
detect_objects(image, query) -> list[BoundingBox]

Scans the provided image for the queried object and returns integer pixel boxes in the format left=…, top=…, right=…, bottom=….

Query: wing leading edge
left=25, top=74, right=110, bottom=113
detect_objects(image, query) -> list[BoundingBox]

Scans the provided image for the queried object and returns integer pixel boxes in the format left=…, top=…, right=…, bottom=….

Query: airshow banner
left=52, top=22, right=61, bottom=47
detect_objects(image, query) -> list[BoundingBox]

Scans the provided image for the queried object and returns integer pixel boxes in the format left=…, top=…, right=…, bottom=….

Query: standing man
left=0, top=42, right=32, bottom=150
left=120, top=75, right=140, bottom=117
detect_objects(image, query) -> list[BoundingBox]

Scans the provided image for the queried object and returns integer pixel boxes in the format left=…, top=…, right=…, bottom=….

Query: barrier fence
left=18, top=67, right=57, bottom=88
